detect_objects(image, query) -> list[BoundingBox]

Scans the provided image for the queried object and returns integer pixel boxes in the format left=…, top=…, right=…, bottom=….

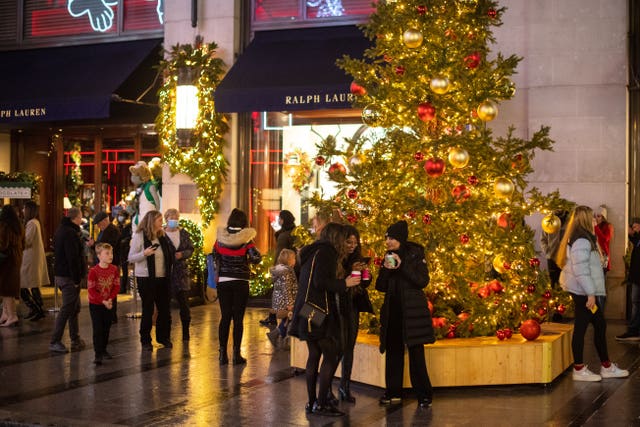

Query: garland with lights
left=66, top=143, right=83, bottom=207
left=0, top=171, right=42, bottom=200
left=249, top=252, right=275, bottom=297
left=156, top=36, right=229, bottom=227
left=179, top=218, right=206, bottom=293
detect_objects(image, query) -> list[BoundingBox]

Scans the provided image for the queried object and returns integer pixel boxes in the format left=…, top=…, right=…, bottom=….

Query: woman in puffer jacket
left=557, top=205, right=628, bottom=382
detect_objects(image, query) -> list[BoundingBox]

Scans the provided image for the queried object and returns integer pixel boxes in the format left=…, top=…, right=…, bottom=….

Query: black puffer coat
left=376, top=241, right=434, bottom=353
left=289, top=240, right=347, bottom=342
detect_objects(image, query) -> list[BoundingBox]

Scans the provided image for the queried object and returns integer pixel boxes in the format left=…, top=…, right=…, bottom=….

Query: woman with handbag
left=377, top=220, right=435, bottom=409
left=289, top=222, right=361, bottom=417
left=330, top=225, right=374, bottom=404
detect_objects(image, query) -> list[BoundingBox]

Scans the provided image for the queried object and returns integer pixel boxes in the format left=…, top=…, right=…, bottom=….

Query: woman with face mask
left=164, top=209, right=194, bottom=342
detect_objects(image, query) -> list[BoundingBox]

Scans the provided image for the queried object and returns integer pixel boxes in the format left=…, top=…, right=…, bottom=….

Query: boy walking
left=88, top=243, right=120, bottom=365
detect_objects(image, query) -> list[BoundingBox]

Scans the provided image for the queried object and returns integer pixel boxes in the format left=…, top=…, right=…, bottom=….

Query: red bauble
left=520, top=319, right=541, bottom=341
left=496, top=212, right=515, bottom=229
left=432, top=317, right=447, bottom=328
left=417, top=5, right=427, bottom=14
left=488, top=279, right=503, bottom=293
left=315, top=156, right=326, bottom=166
left=537, top=306, right=548, bottom=317
left=414, top=151, right=425, bottom=161
left=328, top=162, right=347, bottom=175
left=347, top=189, right=358, bottom=199
left=417, top=102, right=436, bottom=122
left=557, top=304, right=566, bottom=315
left=446, top=331, right=456, bottom=339
left=521, top=303, right=528, bottom=312
left=477, top=286, right=490, bottom=299
left=457, top=312, right=470, bottom=321
left=496, top=330, right=506, bottom=340
left=526, top=284, right=536, bottom=294
left=543, top=290, right=552, bottom=299
left=460, top=234, right=470, bottom=244
left=467, top=175, right=479, bottom=186
left=502, top=261, right=511, bottom=271
left=488, top=8, right=497, bottom=18
left=422, top=214, right=432, bottom=225
left=406, top=209, right=417, bottom=219
left=464, top=52, right=481, bottom=69
left=451, top=184, right=471, bottom=202
left=395, top=65, right=406, bottom=76
left=383, top=54, right=393, bottom=63
left=346, top=214, right=357, bottom=224
left=374, top=257, right=383, bottom=267
left=349, top=81, right=367, bottom=96
left=529, top=258, right=541, bottom=268
left=503, top=328, right=513, bottom=339
left=424, top=157, right=446, bottom=177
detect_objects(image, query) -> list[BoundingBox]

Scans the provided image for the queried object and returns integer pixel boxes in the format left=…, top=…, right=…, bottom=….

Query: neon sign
left=67, top=0, right=163, bottom=32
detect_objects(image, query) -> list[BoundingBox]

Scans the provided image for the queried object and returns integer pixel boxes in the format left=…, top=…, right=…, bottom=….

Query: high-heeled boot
left=219, top=347, right=229, bottom=365
left=232, top=347, right=246, bottom=365
left=20, top=289, right=38, bottom=319
left=339, top=380, right=356, bottom=403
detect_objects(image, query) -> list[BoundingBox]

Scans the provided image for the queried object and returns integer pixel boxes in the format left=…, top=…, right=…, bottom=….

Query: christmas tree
left=308, top=0, right=572, bottom=338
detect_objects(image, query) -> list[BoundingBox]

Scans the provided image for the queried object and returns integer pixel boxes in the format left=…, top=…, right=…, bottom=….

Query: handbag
left=299, top=252, right=328, bottom=332
left=206, top=252, right=218, bottom=289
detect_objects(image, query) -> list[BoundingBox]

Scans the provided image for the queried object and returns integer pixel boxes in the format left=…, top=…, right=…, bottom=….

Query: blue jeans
left=50, top=276, right=81, bottom=344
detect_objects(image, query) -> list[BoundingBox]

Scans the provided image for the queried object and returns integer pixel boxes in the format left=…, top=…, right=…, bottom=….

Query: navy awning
left=0, top=39, right=161, bottom=124
left=214, top=26, right=370, bottom=113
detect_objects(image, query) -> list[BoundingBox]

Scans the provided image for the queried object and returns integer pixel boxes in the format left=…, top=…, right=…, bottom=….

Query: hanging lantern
left=176, top=67, right=199, bottom=148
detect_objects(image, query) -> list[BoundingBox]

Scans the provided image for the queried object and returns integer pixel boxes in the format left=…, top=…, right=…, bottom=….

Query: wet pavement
left=2, top=288, right=640, bottom=426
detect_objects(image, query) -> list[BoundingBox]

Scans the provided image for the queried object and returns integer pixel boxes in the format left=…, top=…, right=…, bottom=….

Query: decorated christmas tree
left=308, top=0, right=572, bottom=338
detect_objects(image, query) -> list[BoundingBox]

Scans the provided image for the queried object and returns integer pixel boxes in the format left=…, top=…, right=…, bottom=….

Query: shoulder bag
left=298, top=251, right=328, bottom=332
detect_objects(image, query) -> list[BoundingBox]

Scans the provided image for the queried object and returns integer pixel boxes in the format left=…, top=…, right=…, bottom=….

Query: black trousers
left=217, top=280, right=249, bottom=350
left=306, top=337, right=340, bottom=406
left=172, top=289, right=191, bottom=340
left=570, top=293, right=609, bottom=365
left=340, top=306, right=360, bottom=388
left=138, top=277, right=171, bottom=344
left=89, top=303, right=112, bottom=357
left=384, top=312, right=432, bottom=401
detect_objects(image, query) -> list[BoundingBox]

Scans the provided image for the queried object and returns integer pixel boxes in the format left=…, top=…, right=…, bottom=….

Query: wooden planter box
left=290, top=322, right=573, bottom=387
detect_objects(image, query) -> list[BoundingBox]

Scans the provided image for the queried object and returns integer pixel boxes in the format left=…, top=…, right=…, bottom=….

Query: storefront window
left=253, top=0, right=374, bottom=29
left=249, top=110, right=376, bottom=255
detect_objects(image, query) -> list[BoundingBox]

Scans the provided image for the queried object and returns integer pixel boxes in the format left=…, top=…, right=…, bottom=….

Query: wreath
left=283, top=149, right=313, bottom=193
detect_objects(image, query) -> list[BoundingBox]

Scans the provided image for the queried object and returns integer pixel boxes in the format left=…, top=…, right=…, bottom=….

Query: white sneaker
left=572, top=366, right=602, bottom=382
left=600, top=363, right=629, bottom=379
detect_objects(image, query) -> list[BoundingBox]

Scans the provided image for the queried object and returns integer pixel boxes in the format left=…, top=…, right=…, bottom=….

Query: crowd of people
left=3, top=200, right=640, bottom=414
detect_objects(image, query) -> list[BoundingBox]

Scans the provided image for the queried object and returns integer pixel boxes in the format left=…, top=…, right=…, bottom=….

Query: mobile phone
left=150, top=243, right=160, bottom=249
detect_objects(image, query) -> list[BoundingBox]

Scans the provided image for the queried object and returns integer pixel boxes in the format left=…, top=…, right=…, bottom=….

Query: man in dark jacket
left=376, top=220, right=434, bottom=409
left=50, top=207, right=88, bottom=353
left=616, top=218, right=640, bottom=341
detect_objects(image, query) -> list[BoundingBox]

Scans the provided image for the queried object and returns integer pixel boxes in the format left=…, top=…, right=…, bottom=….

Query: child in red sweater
left=88, top=243, right=120, bottom=365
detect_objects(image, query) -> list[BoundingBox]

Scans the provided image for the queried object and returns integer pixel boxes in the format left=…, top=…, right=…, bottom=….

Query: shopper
left=289, top=222, right=361, bottom=417
left=20, top=200, right=49, bottom=321
left=557, top=205, right=629, bottom=381
left=50, top=207, right=87, bottom=352
left=213, top=208, right=262, bottom=365
left=90, top=211, right=121, bottom=322
left=616, top=217, right=640, bottom=341
left=334, top=225, right=374, bottom=403
left=594, top=205, right=613, bottom=275
left=128, top=210, right=174, bottom=351
left=376, top=220, right=434, bottom=408
left=0, top=205, right=24, bottom=327
left=164, top=208, right=194, bottom=342
left=266, top=248, right=297, bottom=347
left=87, top=243, right=120, bottom=365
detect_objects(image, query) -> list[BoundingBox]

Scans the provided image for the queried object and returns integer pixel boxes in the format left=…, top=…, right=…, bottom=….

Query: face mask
left=167, top=219, right=179, bottom=229
left=117, top=216, right=125, bottom=222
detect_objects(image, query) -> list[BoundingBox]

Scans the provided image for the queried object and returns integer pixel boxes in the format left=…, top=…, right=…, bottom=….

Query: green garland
left=0, top=171, right=42, bottom=199
left=250, top=252, right=275, bottom=297
left=156, top=36, right=229, bottom=227
left=66, top=143, right=83, bottom=207
left=179, top=218, right=206, bottom=289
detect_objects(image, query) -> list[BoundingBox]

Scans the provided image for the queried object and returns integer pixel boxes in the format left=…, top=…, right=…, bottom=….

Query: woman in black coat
left=376, top=220, right=435, bottom=409
left=289, top=223, right=361, bottom=417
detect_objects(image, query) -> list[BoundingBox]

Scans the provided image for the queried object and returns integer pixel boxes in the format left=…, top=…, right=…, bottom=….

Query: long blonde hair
left=555, top=205, right=595, bottom=268
left=137, top=210, right=164, bottom=240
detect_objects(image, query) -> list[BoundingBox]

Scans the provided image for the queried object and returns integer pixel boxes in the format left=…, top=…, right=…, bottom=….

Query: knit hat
left=598, top=205, right=608, bottom=221
left=93, top=211, right=109, bottom=223
left=386, top=220, right=408, bottom=244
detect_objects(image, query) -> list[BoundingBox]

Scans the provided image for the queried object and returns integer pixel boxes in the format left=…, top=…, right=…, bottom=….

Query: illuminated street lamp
left=176, top=67, right=198, bottom=148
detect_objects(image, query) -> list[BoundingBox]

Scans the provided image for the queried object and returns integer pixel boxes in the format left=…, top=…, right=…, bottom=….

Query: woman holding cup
left=376, top=220, right=435, bottom=409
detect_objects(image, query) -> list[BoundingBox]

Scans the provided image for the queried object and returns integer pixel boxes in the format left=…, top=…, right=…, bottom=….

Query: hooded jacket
left=53, top=216, right=87, bottom=284
left=213, top=227, right=261, bottom=281
left=289, top=240, right=347, bottom=341
left=376, top=241, right=434, bottom=353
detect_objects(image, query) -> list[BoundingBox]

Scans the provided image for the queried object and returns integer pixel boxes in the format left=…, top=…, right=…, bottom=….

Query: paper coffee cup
left=351, top=270, right=362, bottom=278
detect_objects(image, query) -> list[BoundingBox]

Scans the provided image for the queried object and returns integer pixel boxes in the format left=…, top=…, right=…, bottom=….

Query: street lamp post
left=176, top=67, right=199, bottom=148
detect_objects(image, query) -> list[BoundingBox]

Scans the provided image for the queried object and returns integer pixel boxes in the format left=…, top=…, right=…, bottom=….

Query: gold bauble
left=403, top=28, right=424, bottom=49
left=477, top=100, right=499, bottom=121
left=541, top=214, right=561, bottom=234
left=448, top=147, right=470, bottom=169
left=493, top=254, right=508, bottom=274
left=362, top=104, right=384, bottom=127
left=494, top=177, right=515, bottom=198
left=429, top=76, right=450, bottom=95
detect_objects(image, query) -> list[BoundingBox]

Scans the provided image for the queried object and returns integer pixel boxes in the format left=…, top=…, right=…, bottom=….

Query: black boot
left=20, top=289, right=39, bottom=319
left=326, top=388, right=339, bottom=406
left=182, top=321, right=190, bottom=342
left=339, top=381, right=356, bottom=403
left=232, top=348, right=246, bottom=365
left=219, top=347, right=229, bottom=365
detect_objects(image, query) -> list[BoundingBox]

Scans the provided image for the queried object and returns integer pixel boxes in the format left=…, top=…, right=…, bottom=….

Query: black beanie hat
left=386, top=220, right=408, bottom=244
